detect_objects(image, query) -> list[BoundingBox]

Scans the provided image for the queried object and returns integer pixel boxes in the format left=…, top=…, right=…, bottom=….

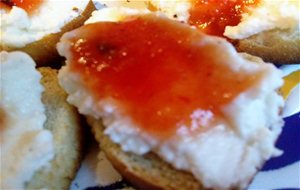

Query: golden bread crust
left=235, top=29, right=300, bottom=64
left=88, top=117, right=205, bottom=190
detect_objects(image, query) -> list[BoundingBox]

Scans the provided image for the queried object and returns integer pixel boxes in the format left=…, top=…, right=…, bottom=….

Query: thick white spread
left=85, top=7, right=149, bottom=24
left=58, top=8, right=284, bottom=189
left=99, top=0, right=150, bottom=9
left=98, top=0, right=190, bottom=22
left=149, top=0, right=191, bottom=22
left=0, top=0, right=89, bottom=48
left=0, top=51, right=54, bottom=189
left=224, top=0, right=300, bottom=39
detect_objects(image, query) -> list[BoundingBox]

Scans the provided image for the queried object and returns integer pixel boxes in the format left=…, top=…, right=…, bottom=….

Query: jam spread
left=0, top=0, right=43, bottom=14
left=67, top=15, right=261, bottom=137
left=189, top=0, right=260, bottom=36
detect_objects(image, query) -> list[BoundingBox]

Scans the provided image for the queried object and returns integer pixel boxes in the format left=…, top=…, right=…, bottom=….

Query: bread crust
left=0, top=1, right=95, bottom=68
left=235, top=29, right=300, bottom=64
left=88, top=117, right=206, bottom=190
left=26, top=68, right=84, bottom=190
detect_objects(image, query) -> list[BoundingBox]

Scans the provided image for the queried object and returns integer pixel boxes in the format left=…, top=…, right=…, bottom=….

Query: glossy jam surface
left=67, top=15, right=260, bottom=137
left=189, top=0, right=260, bottom=36
left=0, top=0, right=43, bottom=14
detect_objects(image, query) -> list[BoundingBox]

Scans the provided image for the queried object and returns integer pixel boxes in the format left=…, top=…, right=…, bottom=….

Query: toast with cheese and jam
left=0, top=51, right=84, bottom=189
left=57, top=10, right=285, bottom=190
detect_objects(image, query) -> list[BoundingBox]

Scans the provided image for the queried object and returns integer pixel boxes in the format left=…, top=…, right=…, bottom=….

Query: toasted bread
left=235, top=29, right=300, bottom=64
left=26, top=67, right=84, bottom=190
left=88, top=117, right=204, bottom=190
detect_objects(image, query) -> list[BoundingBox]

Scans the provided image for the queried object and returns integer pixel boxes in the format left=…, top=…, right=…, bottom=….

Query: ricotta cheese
left=224, top=0, right=300, bottom=39
left=0, top=0, right=89, bottom=48
left=98, top=0, right=190, bottom=22
left=0, top=51, right=54, bottom=189
left=99, top=0, right=149, bottom=9
left=149, top=0, right=191, bottom=22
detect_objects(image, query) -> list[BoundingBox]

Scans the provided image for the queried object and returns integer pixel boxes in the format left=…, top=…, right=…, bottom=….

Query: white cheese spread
left=0, top=51, right=54, bottom=189
left=224, top=0, right=300, bottom=39
left=0, top=0, right=89, bottom=48
left=98, top=0, right=190, bottom=22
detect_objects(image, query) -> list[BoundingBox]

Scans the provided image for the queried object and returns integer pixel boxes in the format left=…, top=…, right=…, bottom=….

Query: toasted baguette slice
left=26, top=67, right=84, bottom=190
left=88, top=117, right=205, bottom=190
left=235, top=29, right=300, bottom=64
left=0, top=1, right=95, bottom=68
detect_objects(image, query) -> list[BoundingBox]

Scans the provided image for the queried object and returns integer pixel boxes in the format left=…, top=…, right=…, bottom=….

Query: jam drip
left=189, top=0, right=260, bottom=37
left=0, top=0, right=43, bottom=14
left=67, top=15, right=261, bottom=138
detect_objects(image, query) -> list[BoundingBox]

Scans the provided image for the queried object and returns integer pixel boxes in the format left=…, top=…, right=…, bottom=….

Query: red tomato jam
left=189, top=0, right=260, bottom=36
left=67, top=15, right=261, bottom=138
left=0, top=0, right=43, bottom=14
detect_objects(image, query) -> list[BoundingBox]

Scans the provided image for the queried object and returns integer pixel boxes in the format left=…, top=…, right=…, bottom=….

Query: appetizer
left=0, top=51, right=84, bottom=189
left=58, top=9, right=285, bottom=190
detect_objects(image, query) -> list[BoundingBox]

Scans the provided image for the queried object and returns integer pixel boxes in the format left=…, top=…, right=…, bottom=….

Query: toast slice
left=88, top=117, right=204, bottom=190
left=235, top=29, right=300, bottom=64
left=26, top=67, right=84, bottom=190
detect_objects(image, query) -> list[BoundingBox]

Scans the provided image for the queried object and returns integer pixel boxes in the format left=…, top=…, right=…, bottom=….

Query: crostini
left=57, top=9, right=285, bottom=190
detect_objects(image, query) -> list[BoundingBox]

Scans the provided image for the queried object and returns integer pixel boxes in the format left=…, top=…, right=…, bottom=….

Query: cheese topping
left=224, top=0, right=300, bottom=39
left=0, top=51, right=54, bottom=189
left=0, top=0, right=89, bottom=48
